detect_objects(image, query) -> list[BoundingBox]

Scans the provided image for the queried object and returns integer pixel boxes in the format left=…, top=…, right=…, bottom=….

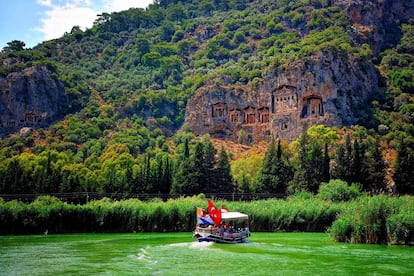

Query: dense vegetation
left=0, top=0, right=414, bottom=221
left=0, top=0, right=414, bottom=242
left=1, top=191, right=413, bottom=245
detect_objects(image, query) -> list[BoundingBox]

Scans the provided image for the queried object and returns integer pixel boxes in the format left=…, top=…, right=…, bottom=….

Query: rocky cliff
left=336, top=0, right=414, bottom=53
left=184, top=0, right=414, bottom=143
left=0, top=65, right=69, bottom=136
left=184, top=51, right=378, bottom=142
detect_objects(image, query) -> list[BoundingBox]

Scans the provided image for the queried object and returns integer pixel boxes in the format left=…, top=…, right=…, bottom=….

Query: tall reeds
left=329, top=195, right=414, bottom=245
left=0, top=195, right=413, bottom=245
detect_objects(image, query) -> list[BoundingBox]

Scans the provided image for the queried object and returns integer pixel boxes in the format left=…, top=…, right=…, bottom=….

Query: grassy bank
left=0, top=195, right=413, bottom=245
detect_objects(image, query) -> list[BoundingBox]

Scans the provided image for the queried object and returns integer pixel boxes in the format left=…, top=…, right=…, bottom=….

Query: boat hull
left=193, top=230, right=250, bottom=244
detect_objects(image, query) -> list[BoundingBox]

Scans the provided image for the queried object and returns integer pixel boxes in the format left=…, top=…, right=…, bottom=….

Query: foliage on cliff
left=0, top=0, right=413, bottom=196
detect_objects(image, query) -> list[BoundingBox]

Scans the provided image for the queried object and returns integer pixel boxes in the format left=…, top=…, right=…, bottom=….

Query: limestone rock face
left=336, top=0, right=414, bottom=53
left=0, top=66, right=69, bottom=136
left=184, top=51, right=378, bottom=142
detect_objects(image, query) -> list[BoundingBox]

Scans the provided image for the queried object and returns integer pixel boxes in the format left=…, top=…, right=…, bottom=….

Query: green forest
left=0, top=0, right=414, bottom=198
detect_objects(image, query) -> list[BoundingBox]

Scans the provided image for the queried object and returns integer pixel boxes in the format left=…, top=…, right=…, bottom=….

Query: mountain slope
left=0, top=0, right=413, bottom=195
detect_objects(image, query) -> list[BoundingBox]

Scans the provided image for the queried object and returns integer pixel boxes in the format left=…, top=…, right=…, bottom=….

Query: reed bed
left=0, top=195, right=413, bottom=245
left=329, top=195, right=414, bottom=245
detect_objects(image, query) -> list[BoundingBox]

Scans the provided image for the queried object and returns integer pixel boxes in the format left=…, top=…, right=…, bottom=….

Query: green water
left=0, top=232, right=412, bottom=275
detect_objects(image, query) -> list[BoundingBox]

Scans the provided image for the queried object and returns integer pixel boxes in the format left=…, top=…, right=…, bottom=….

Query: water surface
left=0, top=232, right=412, bottom=275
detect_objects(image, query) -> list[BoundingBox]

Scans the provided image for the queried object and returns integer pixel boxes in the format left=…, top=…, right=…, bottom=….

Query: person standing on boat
left=219, top=223, right=225, bottom=237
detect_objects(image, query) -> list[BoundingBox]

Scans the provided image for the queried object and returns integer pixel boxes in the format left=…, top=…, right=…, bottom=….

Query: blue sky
left=0, top=0, right=153, bottom=50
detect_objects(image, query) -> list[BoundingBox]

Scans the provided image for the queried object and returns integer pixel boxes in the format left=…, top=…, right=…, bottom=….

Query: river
left=0, top=232, right=412, bottom=275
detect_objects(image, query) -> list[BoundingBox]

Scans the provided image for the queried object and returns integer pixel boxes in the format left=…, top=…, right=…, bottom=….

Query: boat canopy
left=221, top=211, right=248, bottom=222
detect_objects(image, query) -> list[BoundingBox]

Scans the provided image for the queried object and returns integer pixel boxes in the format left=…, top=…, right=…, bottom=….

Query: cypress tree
left=332, top=134, right=353, bottom=184
left=154, top=158, right=163, bottom=194
left=125, top=160, right=134, bottom=194
left=257, top=138, right=292, bottom=194
left=355, top=138, right=387, bottom=193
left=367, top=138, right=387, bottom=192
left=289, top=128, right=312, bottom=193
left=394, top=137, right=414, bottom=194
left=309, top=144, right=323, bottom=193
left=216, top=145, right=233, bottom=193
left=276, top=139, right=293, bottom=194
left=322, top=143, right=330, bottom=183
left=184, top=138, right=190, bottom=159
left=160, top=156, right=172, bottom=194
left=144, top=154, right=152, bottom=193
left=171, top=139, right=192, bottom=195
left=189, top=141, right=204, bottom=194
left=201, top=140, right=217, bottom=192
left=276, top=138, right=282, bottom=159
left=256, top=137, right=278, bottom=193
left=352, top=139, right=363, bottom=185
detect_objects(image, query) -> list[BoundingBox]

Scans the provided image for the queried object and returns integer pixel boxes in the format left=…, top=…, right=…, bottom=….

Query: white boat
left=193, top=203, right=250, bottom=244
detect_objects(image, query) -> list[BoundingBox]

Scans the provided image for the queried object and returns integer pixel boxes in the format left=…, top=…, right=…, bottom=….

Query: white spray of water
left=163, top=241, right=214, bottom=249
left=189, top=241, right=214, bottom=249
left=134, top=247, right=157, bottom=265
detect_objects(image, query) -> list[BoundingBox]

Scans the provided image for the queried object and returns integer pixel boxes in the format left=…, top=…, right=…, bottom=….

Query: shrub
left=33, top=195, right=62, bottom=205
left=317, top=179, right=361, bottom=202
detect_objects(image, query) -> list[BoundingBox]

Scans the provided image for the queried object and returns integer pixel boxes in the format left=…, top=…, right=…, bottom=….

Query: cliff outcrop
left=184, top=0, right=414, bottom=143
left=0, top=65, right=69, bottom=136
left=336, top=0, right=414, bottom=53
left=184, top=51, right=378, bottom=142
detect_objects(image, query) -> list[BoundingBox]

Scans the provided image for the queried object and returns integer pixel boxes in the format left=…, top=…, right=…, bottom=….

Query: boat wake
left=190, top=241, right=214, bottom=249
left=133, top=247, right=157, bottom=266
left=164, top=241, right=214, bottom=250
